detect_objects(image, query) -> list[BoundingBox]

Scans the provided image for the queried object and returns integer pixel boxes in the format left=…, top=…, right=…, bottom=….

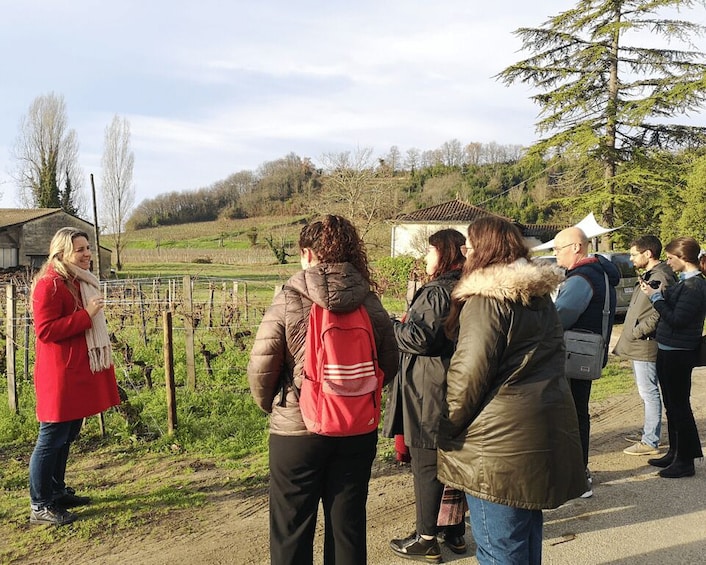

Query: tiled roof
left=522, top=223, right=567, bottom=238
left=395, top=200, right=568, bottom=242
left=0, top=208, right=61, bottom=229
left=396, top=200, right=513, bottom=223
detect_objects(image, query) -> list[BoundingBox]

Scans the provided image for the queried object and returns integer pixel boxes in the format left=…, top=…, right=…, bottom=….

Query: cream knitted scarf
left=67, top=265, right=113, bottom=372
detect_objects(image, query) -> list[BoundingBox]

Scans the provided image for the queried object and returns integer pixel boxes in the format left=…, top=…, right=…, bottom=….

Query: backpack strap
left=277, top=285, right=302, bottom=407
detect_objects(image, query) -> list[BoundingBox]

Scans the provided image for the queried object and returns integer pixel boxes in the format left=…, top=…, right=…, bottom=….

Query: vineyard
left=0, top=241, right=414, bottom=462
left=1, top=272, right=295, bottom=461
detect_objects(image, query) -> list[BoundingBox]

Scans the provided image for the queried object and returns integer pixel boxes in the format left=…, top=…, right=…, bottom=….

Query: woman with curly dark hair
left=248, top=215, right=398, bottom=565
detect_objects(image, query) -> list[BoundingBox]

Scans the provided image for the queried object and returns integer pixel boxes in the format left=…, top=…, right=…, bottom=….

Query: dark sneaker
left=54, top=486, right=91, bottom=508
left=437, top=531, right=467, bottom=554
left=390, top=532, right=442, bottom=563
left=30, top=505, right=77, bottom=526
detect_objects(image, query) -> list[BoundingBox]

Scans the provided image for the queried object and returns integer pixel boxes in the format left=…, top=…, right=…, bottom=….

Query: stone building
left=0, top=208, right=112, bottom=278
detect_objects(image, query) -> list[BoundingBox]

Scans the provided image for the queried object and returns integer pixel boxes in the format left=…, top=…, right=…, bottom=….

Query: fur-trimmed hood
left=452, top=258, right=564, bottom=306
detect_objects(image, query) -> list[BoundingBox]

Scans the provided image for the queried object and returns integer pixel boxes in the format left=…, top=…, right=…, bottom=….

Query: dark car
left=596, top=252, right=638, bottom=316
left=535, top=252, right=637, bottom=316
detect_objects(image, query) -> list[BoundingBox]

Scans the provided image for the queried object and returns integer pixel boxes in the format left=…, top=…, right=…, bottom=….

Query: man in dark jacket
left=553, top=226, right=620, bottom=498
left=614, top=235, right=676, bottom=456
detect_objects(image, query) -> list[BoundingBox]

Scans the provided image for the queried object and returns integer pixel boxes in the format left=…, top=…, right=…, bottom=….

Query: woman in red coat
left=28, top=227, right=120, bottom=526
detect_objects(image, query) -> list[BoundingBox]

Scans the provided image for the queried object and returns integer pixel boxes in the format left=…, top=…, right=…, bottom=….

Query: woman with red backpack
left=248, top=215, right=398, bottom=565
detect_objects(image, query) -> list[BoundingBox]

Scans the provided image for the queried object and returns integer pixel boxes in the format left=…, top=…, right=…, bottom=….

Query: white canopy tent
left=532, top=212, right=620, bottom=251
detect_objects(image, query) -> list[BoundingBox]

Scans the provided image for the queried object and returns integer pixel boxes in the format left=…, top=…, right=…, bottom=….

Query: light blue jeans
left=466, top=494, right=542, bottom=565
left=632, top=360, right=662, bottom=448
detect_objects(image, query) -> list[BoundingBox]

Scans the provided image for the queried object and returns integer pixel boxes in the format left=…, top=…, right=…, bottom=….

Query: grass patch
left=116, top=261, right=300, bottom=280
left=590, top=353, right=635, bottom=401
left=0, top=439, right=268, bottom=563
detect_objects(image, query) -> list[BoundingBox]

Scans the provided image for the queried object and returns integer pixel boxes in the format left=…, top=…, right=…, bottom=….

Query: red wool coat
left=32, top=268, right=120, bottom=422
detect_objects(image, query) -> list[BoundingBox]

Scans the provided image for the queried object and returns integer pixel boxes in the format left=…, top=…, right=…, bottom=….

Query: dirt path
left=15, top=351, right=706, bottom=564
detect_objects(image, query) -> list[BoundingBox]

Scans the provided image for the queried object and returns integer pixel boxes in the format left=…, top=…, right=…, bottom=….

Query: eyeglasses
left=553, top=242, right=578, bottom=253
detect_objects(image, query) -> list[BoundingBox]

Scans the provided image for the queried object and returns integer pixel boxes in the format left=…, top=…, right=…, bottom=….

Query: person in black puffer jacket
left=383, top=229, right=466, bottom=562
left=641, top=236, right=706, bottom=479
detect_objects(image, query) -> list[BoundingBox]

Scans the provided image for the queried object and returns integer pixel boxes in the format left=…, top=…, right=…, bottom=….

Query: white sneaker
left=580, top=469, right=593, bottom=498
left=623, top=441, right=659, bottom=456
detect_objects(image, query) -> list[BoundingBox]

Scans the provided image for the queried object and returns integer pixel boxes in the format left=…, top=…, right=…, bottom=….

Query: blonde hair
left=32, top=227, right=90, bottom=305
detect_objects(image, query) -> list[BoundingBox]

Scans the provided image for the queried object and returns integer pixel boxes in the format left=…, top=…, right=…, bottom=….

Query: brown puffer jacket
left=437, top=259, right=586, bottom=510
left=247, top=262, right=398, bottom=436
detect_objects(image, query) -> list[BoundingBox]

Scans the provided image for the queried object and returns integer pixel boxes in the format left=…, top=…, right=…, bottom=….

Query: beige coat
left=247, top=262, right=398, bottom=436
left=437, top=259, right=586, bottom=510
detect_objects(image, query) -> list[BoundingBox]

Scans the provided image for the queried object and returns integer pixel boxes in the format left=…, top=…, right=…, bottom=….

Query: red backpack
left=298, top=303, right=384, bottom=436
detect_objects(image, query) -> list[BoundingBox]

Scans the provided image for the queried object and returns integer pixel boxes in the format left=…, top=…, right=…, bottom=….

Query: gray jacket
left=613, top=261, right=676, bottom=362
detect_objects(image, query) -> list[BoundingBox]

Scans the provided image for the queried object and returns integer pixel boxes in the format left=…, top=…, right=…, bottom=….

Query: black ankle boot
left=648, top=451, right=675, bottom=468
left=659, top=459, right=695, bottom=478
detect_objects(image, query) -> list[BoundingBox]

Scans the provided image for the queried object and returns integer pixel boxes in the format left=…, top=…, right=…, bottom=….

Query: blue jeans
left=632, top=360, right=662, bottom=448
left=466, top=494, right=542, bottom=565
left=29, top=419, right=83, bottom=508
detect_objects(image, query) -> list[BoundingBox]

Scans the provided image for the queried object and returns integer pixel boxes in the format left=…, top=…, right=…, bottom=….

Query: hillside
left=116, top=215, right=395, bottom=277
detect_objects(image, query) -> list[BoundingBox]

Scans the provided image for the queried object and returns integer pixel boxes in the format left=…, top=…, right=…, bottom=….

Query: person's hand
left=85, top=296, right=105, bottom=317
left=640, top=280, right=659, bottom=298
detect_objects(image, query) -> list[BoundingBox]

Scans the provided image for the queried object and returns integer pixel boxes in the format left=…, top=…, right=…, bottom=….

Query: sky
left=1, top=0, right=704, bottom=210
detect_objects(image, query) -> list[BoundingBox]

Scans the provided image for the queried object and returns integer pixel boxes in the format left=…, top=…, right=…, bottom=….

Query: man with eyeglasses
left=613, top=235, right=676, bottom=457
left=553, top=226, right=620, bottom=498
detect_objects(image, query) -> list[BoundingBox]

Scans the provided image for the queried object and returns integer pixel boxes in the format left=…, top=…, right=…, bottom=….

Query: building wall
left=391, top=223, right=544, bottom=257
left=0, top=227, right=20, bottom=268
left=13, top=213, right=111, bottom=277
left=391, top=223, right=470, bottom=257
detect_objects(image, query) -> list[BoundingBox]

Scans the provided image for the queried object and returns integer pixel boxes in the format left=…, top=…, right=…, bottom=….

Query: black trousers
left=656, top=348, right=703, bottom=460
left=409, top=446, right=465, bottom=537
left=268, top=431, right=377, bottom=565
left=570, top=379, right=593, bottom=468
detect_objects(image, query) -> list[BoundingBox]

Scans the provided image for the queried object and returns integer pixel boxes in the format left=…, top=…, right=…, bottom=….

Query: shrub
left=373, top=255, right=422, bottom=300
left=246, top=227, right=258, bottom=246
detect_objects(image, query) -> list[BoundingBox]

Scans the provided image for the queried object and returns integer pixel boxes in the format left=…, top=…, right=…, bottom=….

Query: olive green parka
left=437, top=258, right=586, bottom=510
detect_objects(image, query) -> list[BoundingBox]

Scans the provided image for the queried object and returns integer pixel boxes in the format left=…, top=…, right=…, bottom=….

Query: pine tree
left=498, top=0, right=706, bottom=228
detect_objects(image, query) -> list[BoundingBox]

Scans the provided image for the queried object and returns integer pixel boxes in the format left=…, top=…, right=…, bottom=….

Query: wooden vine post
left=6, top=284, right=17, bottom=413
left=163, top=310, right=177, bottom=434
left=183, top=275, right=196, bottom=389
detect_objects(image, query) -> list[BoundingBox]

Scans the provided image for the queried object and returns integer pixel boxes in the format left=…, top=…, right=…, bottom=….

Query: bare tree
left=385, top=145, right=402, bottom=174
left=464, top=142, right=483, bottom=166
left=101, top=115, right=135, bottom=271
left=404, top=148, right=421, bottom=172
left=319, top=147, right=399, bottom=236
left=12, top=92, right=84, bottom=213
left=439, top=139, right=465, bottom=167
